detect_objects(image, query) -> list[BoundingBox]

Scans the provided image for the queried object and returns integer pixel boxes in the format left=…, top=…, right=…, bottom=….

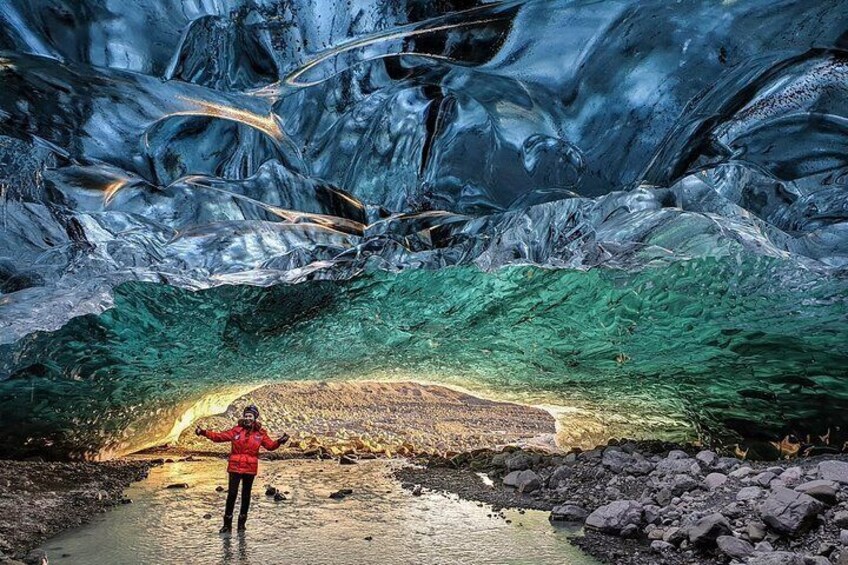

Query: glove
left=277, top=433, right=290, bottom=445
left=195, top=426, right=205, bottom=436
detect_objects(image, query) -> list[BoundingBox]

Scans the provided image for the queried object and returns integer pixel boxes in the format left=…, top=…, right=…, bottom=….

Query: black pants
left=224, top=472, right=255, bottom=517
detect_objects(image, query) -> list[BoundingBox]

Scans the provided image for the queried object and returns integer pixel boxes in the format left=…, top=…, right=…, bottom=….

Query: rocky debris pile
left=0, top=459, right=159, bottom=561
left=402, top=442, right=848, bottom=565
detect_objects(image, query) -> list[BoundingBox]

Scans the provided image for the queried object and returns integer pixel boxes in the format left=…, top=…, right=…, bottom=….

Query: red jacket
left=202, top=423, right=282, bottom=475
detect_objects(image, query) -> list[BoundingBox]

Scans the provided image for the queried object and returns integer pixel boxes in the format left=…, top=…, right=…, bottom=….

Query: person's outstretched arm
left=261, top=430, right=290, bottom=451
left=196, top=425, right=238, bottom=443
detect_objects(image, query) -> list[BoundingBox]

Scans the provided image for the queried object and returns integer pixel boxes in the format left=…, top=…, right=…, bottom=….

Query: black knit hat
left=243, top=405, right=260, bottom=419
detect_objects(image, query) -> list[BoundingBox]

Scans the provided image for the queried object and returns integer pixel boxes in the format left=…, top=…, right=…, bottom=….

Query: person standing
left=196, top=404, right=289, bottom=533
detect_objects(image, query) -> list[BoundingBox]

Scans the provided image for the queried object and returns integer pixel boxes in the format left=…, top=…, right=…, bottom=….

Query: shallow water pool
left=40, top=459, right=598, bottom=565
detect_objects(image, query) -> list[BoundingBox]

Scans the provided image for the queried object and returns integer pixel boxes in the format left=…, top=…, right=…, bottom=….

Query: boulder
left=818, top=461, right=848, bottom=484
left=505, top=452, right=534, bottom=471
left=548, top=465, right=571, bottom=487
left=667, top=450, right=690, bottom=460
left=655, top=487, right=673, bottom=506
left=650, top=540, right=674, bottom=553
left=664, top=526, right=688, bottom=546
left=695, top=450, right=718, bottom=467
left=730, top=466, right=754, bottom=479
left=704, top=472, right=728, bottom=490
left=655, top=458, right=700, bottom=476
left=602, top=449, right=634, bottom=474
left=715, top=457, right=742, bottom=472
left=671, top=474, right=700, bottom=496
left=833, top=510, right=848, bottom=528
left=737, top=486, right=764, bottom=502
left=753, top=471, right=777, bottom=487
left=795, top=480, right=838, bottom=505
left=748, top=552, right=804, bottom=565
left=688, top=513, right=732, bottom=547
left=779, top=467, right=804, bottom=485
left=760, top=487, right=825, bottom=536
left=503, top=471, right=522, bottom=487
left=585, top=500, right=644, bottom=534
left=516, top=470, right=541, bottom=493
left=716, top=535, right=754, bottom=559
left=23, top=550, right=48, bottom=565
left=747, top=520, right=767, bottom=542
left=550, top=503, right=589, bottom=522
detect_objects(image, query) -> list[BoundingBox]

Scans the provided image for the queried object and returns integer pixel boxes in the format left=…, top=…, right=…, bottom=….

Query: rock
left=643, top=504, right=661, bottom=525
left=620, top=524, right=639, bottom=538
left=215, top=485, right=225, bottom=492
left=655, top=458, right=700, bottom=476
left=747, top=520, right=767, bottom=542
left=667, top=450, right=689, bottom=460
left=364, top=536, right=373, bottom=541
left=716, top=535, right=754, bottom=559
left=834, top=510, right=848, bottom=528
left=647, top=527, right=665, bottom=540
left=705, top=472, right=728, bottom=490
left=738, top=486, right=764, bottom=502
left=805, top=557, right=831, bottom=565
left=664, top=526, right=688, bottom=546
left=650, top=540, right=675, bottom=553
left=339, top=455, right=357, bottom=465
left=265, top=486, right=278, bottom=496
left=715, top=457, right=742, bottom=472
left=329, top=490, right=351, bottom=499
left=748, top=553, right=804, bottom=565
left=585, top=500, right=644, bottom=534
left=730, top=466, right=754, bottom=479
left=840, top=529, right=848, bottom=545
left=23, top=550, right=48, bottom=565
left=505, top=470, right=541, bottom=493
left=671, top=474, right=700, bottom=496
left=203, top=513, right=212, bottom=519
left=655, top=487, right=673, bottom=506
left=696, top=450, right=718, bottom=467
left=165, top=483, right=189, bottom=489
left=754, top=541, right=774, bottom=552
left=816, top=543, right=836, bottom=557
left=412, top=485, right=423, bottom=496
left=602, top=449, right=633, bottom=474
left=688, top=513, right=732, bottom=547
left=550, top=504, right=589, bottom=522
left=754, top=471, right=778, bottom=487
left=780, top=467, right=804, bottom=485
left=760, top=487, right=825, bottom=536
left=490, top=452, right=508, bottom=468
left=274, top=492, right=286, bottom=501
left=819, top=461, right=848, bottom=485
left=503, top=471, right=522, bottom=487
left=505, top=452, right=534, bottom=471
left=548, top=465, right=571, bottom=487
left=795, top=480, right=838, bottom=505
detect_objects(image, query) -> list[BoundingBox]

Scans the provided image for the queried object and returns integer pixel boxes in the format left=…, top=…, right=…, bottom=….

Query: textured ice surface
left=1, top=0, right=847, bottom=457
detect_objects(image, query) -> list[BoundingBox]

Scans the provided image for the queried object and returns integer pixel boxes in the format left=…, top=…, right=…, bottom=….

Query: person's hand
left=195, top=426, right=205, bottom=436
left=277, top=433, right=290, bottom=445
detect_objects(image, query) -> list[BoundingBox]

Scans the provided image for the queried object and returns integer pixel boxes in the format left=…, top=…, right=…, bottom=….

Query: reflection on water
left=41, top=459, right=598, bottom=565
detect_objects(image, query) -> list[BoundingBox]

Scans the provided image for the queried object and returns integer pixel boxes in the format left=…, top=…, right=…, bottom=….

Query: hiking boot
left=237, top=513, right=247, bottom=531
left=219, top=514, right=233, bottom=534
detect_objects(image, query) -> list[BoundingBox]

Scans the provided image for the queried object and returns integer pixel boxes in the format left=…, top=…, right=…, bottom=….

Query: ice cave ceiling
left=0, top=0, right=847, bottom=458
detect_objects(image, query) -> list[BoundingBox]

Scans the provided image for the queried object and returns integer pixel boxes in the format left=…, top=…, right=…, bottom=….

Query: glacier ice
left=0, top=0, right=847, bottom=457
